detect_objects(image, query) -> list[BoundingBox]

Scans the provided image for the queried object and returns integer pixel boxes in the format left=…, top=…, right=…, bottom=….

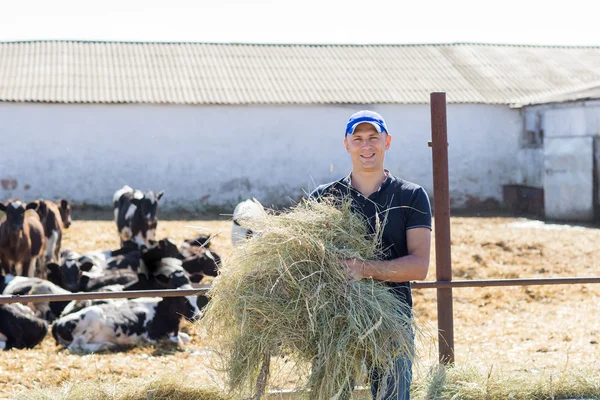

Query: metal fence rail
left=0, top=286, right=210, bottom=305
left=2, top=278, right=599, bottom=305
left=412, top=277, right=600, bottom=289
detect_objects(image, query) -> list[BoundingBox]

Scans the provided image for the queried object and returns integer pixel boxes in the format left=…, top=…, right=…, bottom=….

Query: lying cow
left=0, top=303, right=48, bottom=350
left=113, top=185, right=164, bottom=247
left=97, top=239, right=167, bottom=272
left=0, top=200, right=46, bottom=278
left=47, top=250, right=106, bottom=292
left=180, top=233, right=212, bottom=256
left=47, top=249, right=140, bottom=293
left=138, top=238, right=220, bottom=282
left=60, top=274, right=208, bottom=318
left=2, top=275, right=71, bottom=322
left=59, top=298, right=124, bottom=319
left=79, top=269, right=138, bottom=292
left=52, top=291, right=199, bottom=353
left=180, top=250, right=220, bottom=282
left=52, top=296, right=193, bottom=353
left=120, top=242, right=209, bottom=315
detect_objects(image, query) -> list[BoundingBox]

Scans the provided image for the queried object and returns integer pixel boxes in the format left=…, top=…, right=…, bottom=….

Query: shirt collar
left=344, top=169, right=391, bottom=195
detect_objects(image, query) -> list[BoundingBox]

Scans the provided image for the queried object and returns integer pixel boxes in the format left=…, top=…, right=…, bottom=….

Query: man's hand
left=342, top=258, right=364, bottom=282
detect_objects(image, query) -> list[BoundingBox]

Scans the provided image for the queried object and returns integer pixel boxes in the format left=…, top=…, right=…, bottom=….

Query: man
left=310, top=110, right=432, bottom=400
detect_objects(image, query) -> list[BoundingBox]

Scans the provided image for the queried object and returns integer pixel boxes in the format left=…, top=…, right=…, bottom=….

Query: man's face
left=344, top=123, right=392, bottom=172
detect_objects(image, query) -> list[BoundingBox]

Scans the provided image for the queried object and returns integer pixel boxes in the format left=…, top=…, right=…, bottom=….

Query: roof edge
left=511, top=80, right=600, bottom=107
left=1, top=39, right=599, bottom=49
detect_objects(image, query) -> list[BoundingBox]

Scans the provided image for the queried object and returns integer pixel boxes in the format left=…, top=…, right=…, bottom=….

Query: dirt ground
left=1, top=213, right=599, bottom=398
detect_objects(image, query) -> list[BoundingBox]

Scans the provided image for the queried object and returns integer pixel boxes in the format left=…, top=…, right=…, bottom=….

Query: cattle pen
left=1, top=93, right=599, bottom=398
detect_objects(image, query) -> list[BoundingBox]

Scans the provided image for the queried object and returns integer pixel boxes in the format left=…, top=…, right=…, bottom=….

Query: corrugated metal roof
left=515, top=80, right=600, bottom=106
left=1, top=41, right=600, bottom=105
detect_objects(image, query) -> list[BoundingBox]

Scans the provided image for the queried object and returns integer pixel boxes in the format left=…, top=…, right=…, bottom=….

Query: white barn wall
left=543, top=101, right=600, bottom=137
left=0, top=102, right=521, bottom=210
left=518, top=101, right=600, bottom=189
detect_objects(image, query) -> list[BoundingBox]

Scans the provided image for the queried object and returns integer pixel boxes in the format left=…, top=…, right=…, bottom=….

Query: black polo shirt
left=310, top=171, right=432, bottom=310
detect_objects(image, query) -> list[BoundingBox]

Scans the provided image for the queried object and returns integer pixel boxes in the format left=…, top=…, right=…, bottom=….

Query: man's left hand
left=342, top=258, right=364, bottom=282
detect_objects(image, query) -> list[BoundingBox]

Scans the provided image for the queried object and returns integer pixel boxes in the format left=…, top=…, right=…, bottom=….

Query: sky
left=0, top=0, right=599, bottom=46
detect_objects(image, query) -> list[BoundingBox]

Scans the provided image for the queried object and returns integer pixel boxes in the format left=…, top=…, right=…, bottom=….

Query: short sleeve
left=406, top=187, right=432, bottom=230
left=308, top=185, right=326, bottom=201
left=308, top=182, right=341, bottom=203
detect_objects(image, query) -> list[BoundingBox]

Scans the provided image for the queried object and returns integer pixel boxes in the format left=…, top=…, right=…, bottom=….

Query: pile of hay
left=202, top=197, right=415, bottom=399
left=17, top=375, right=229, bottom=400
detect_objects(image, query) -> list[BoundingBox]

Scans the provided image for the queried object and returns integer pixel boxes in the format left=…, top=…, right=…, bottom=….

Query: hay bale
left=202, top=197, right=415, bottom=399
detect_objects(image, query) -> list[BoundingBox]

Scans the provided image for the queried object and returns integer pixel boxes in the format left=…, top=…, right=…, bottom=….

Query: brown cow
left=56, top=199, right=72, bottom=229
left=29, top=199, right=65, bottom=263
left=0, top=200, right=47, bottom=278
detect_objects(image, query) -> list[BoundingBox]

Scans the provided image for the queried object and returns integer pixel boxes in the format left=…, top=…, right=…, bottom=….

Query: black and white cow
left=132, top=235, right=219, bottom=282
left=125, top=257, right=202, bottom=308
left=113, top=185, right=164, bottom=247
left=147, top=238, right=220, bottom=282
left=180, top=233, right=212, bottom=255
left=106, top=239, right=145, bottom=258
left=0, top=303, right=48, bottom=350
left=179, top=250, right=220, bottom=283
left=1, top=275, right=71, bottom=322
left=105, top=252, right=142, bottom=271
left=100, top=238, right=179, bottom=273
left=47, top=248, right=141, bottom=293
left=51, top=239, right=209, bottom=353
left=79, top=269, right=138, bottom=292
left=59, top=298, right=121, bottom=319
left=47, top=250, right=106, bottom=293
left=51, top=295, right=199, bottom=353
left=231, top=199, right=265, bottom=246
left=122, top=242, right=209, bottom=316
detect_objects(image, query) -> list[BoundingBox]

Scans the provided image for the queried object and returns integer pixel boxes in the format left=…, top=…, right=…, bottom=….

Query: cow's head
left=51, top=316, right=78, bottom=346
left=47, top=259, right=95, bottom=292
left=231, top=199, right=265, bottom=246
left=158, top=238, right=182, bottom=258
left=181, top=250, right=220, bottom=282
left=139, top=238, right=181, bottom=265
left=147, top=258, right=202, bottom=321
left=157, top=274, right=202, bottom=322
left=57, top=199, right=72, bottom=228
left=0, top=200, right=37, bottom=231
left=130, top=190, right=163, bottom=228
left=27, top=199, right=49, bottom=222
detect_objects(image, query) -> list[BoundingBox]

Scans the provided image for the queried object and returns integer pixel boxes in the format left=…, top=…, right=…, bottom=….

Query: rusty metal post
left=429, top=92, right=455, bottom=364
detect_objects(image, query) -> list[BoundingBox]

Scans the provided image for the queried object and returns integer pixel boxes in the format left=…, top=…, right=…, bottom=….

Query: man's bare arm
left=344, top=227, right=431, bottom=282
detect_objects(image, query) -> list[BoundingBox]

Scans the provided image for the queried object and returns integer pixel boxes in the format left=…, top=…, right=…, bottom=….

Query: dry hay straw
left=16, top=374, right=229, bottom=400
left=201, top=197, right=416, bottom=399
left=414, top=362, right=600, bottom=400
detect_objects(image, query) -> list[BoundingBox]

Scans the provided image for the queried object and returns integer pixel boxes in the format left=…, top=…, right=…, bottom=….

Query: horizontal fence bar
left=2, top=277, right=599, bottom=305
left=412, top=277, right=600, bottom=289
left=0, top=286, right=210, bottom=305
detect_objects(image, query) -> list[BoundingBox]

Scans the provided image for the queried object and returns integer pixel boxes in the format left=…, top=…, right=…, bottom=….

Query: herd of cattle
left=0, top=185, right=255, bottom=354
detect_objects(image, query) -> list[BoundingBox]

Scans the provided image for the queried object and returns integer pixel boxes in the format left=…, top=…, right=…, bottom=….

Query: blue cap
left=345, top=110, right=389, bottom=136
